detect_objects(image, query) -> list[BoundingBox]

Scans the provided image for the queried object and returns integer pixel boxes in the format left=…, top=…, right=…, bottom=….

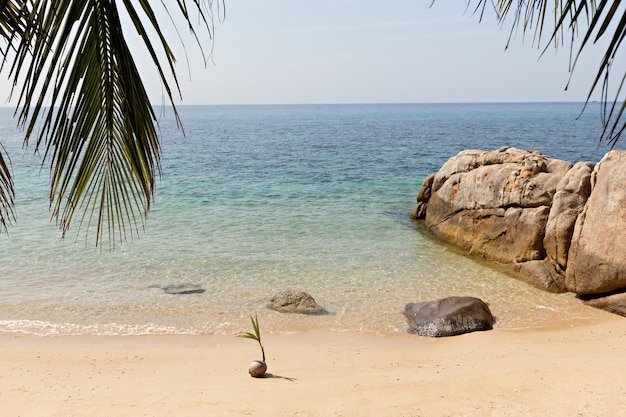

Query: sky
left=147, top=0, right=609, bottom=106
left=1, top=1, right=614, bottom=107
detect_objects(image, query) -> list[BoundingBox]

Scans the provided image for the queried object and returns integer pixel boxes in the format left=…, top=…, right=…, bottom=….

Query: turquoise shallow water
left=0, top=103, right=618, bottom=335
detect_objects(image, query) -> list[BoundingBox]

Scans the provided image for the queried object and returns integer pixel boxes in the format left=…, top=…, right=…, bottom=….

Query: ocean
left=0, top=102, right=617, bottom=336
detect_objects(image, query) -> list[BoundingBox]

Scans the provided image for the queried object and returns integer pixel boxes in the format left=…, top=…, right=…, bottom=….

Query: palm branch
left=0, top=0, right=29, bottom=234
left=461, top=1, right=626, bottom=146
left=0, top=0, right=222, bottom=247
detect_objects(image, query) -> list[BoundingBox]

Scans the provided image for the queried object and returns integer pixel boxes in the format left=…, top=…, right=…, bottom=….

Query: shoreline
left=2, top=310, right=626, bottom=417
left=0, top=283, right=611, bottom=337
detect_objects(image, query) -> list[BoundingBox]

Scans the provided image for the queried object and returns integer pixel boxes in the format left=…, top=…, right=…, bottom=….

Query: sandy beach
left=1, top=308, right=625, bottom=417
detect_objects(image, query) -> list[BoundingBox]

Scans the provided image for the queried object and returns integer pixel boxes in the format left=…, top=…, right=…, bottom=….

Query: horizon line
left=0, top=100, right=601, bottom=109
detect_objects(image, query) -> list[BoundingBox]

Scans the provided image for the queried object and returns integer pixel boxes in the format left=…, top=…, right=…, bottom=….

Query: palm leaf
left=238, top=314, right=265, bottom=362
left=0, top=0, right=30, bottom=234
left=463, top=1, right=626, bottom=145
left=0, top=0, right=27, bottom=54
left=0, top=142, right=15, bottom=234
left=5, top=0, right=220, bottom=246
left=238, top=332, right=259, bottom=341
left=238, top=314, right=262, bottom=342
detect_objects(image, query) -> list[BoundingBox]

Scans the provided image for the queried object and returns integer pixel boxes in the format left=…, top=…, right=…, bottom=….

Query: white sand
left=1, top=309, right=626, bottom=417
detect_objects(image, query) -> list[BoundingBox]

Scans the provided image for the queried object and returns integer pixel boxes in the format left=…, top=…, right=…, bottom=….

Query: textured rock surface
left=423, top=148, right=564, bottom=265
left=582, top=292, right=626, bottom=316
left=410, top=173, right=434, bottom=219
left=268, top=290, right=327, bottom=314
left=544, top=161, right=593, bottom=270
left=566, top=151, right=626, bottom=295
left=412, top=147, right=584, bottom=292
left=411, top=147, right=626, bottom=315
left=507, top=259, right=567, bottom=293
left=404, top=296, right=494, bottom=337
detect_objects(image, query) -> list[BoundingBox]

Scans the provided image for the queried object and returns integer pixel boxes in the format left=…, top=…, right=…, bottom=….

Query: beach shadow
left=258, top=373, right=298, bottom=383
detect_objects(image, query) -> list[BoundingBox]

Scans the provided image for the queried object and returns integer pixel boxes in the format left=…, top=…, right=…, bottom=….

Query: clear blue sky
left=4, top=1, right=611, bottom=107
left=152, top=0, right=607, bottom=105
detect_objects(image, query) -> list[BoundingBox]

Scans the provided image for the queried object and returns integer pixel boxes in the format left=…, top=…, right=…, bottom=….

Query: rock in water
left=410, top=147, right=595, bottom=293
left=248, top=360, right=267, bottom=377
left=268, top=290, right=327, bottom=314
left=404, top=296, right=494, bottom=337
left=162, top=284, right=205, bottom=295
left=411, top=147, right=626, bottom=316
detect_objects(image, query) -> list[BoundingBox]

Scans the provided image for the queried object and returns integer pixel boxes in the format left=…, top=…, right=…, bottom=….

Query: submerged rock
left=404, top=296, right=494, bottom=337
left=162, top=284, right=205, bottom=295
left=268, top=290, right=327, bottom=315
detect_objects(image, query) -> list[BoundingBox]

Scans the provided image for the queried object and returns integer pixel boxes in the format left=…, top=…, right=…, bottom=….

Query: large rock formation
left=412, top=147, right=578, bottom=292
left=411, top=147, right=626, bottom=316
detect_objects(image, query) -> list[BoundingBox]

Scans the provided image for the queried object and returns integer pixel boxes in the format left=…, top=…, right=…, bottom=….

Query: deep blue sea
left=0, top=103, right=617, bottom=336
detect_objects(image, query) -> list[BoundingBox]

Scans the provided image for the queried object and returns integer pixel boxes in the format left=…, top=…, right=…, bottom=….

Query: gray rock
left=404, top=296, right=494, bottom=337
left=268, top=290, right=327, bottom=315
left=162, top=284, right=205, bottom=295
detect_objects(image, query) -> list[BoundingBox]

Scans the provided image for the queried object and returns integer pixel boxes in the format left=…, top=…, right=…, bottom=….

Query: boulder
left=566, top=151, right=626, bottom=295
left=423, top=147, right=563, bottom=266
left=267, top=290, right=327, bottom=315
left=411, top=148, right=602, bottom=293
left=404, top=296, right=494, bottom=337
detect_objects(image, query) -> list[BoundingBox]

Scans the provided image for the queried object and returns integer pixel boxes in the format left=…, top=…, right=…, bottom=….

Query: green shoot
left=238, top=314, right=265, bottom=362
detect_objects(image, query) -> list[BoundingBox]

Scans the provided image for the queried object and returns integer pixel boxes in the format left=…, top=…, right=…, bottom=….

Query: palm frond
left=464, top=1, right=626, bottom=145
left=0, top=0, right=29, bottom=233
left=0, top=142, right=15, bottom=233
left=238, top=314, right=262, bottom=342
left=238, top=314, right=265, bottom=362
left=6, top=0, right=220, bottom=246
left=0, top=0, right=28, bottom=54
left=238, top=332, right=258, bottom=341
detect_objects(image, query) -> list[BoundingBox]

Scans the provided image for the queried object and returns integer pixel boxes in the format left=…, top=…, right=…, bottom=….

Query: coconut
left=248, top=360, right=267, bottom=377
